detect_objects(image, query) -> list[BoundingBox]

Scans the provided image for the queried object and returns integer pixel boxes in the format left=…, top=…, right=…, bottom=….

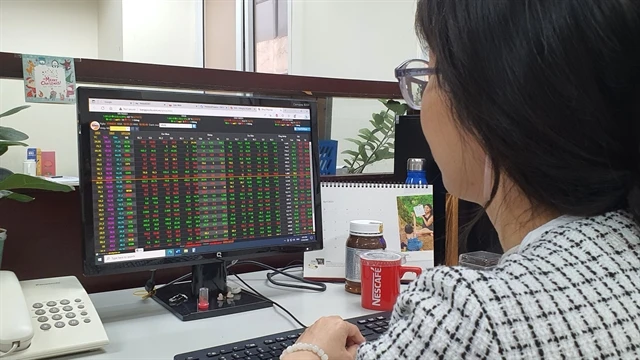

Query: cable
left=228, top=260, right=326, bottom=292
left=134, top=260, right=323, bottom=328
left=227, top=267, right=307, bottom=328
left=0, top=342, right=18, bottom=358
left=134, top=272, right=192, bottom=299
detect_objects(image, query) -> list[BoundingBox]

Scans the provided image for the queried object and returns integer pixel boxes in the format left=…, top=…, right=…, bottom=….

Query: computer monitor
left=76, top=87, right=323, bottom=321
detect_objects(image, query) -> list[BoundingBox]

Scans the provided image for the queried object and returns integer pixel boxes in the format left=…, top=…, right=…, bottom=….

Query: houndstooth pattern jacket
left=357, top=210, right=640, bottom=359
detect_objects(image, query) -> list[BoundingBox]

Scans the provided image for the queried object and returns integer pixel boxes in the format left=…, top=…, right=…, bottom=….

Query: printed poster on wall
left=22, top=54, right=76, bottom=104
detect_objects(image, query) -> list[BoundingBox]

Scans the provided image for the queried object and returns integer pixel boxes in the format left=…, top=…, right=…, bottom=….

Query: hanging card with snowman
left=22, top=54, right=76, bottom=104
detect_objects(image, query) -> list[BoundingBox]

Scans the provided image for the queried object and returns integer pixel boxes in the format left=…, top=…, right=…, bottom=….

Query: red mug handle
left=399, top=266, right=422, bottom=279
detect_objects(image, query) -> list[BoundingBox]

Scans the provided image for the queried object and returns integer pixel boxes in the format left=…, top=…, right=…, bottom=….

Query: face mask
left=483, top=155, right=493, bottom=203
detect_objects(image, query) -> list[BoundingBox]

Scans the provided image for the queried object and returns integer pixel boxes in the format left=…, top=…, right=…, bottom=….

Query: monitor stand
left=152, top=261, right=272, bottom=321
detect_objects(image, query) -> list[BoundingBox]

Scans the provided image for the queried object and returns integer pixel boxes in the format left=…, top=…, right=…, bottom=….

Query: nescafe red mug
left=359, top=251, right=422, bottom=311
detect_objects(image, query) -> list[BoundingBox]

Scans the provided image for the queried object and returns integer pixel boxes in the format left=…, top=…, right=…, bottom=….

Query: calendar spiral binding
left=320, top=182, right=429, bottom=188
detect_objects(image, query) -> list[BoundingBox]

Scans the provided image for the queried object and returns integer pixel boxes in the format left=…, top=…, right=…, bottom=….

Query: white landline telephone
left=0, top=271, right=109, bottom=360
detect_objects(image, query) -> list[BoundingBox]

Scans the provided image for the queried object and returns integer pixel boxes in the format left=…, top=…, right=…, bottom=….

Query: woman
left=282, top=0, right=640, bottom=359
left=420, top=204, right=433, bottom=232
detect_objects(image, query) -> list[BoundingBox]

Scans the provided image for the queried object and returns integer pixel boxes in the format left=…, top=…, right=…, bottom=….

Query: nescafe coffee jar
left=345, top=220, right=386, bottom=294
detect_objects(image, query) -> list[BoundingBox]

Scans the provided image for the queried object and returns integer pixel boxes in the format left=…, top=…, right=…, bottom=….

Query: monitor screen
left=77, top=88, right=323, bottom=275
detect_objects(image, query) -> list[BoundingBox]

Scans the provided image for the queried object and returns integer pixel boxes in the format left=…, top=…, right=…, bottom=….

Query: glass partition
left=326, top=97, right=407, bottom=175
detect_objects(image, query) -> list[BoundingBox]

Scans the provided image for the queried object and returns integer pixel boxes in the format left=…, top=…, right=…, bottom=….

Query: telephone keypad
left=32, top=298, right=92, bottom=331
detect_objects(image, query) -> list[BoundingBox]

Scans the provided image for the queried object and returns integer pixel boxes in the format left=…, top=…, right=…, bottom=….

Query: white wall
left=0, top=0, right=100, bottom=176
left=290, top=0, right=419, bottom=173
left=290, top=0, right=417, bottom=81
left=121, top=0, right=204, bottom=67
left=98, top=0, right=123, bottom=61
left=0, top=0, right=205, bottom=176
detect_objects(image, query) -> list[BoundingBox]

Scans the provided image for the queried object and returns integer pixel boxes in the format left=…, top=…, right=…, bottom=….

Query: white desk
left=72, top=271, right=381, bottom=360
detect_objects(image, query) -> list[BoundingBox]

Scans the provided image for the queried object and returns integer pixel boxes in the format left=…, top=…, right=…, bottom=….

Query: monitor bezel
left=77, top=87, right=323, bottom=276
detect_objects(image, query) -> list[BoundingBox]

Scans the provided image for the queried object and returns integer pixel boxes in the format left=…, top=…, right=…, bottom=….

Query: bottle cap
left=407, top=158, right=426, bottom=171
left=349, top=220, right=384, bottom=236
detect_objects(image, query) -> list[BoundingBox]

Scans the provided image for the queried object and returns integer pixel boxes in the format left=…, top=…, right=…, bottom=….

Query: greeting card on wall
left=22, top=54, right=76, bottom=104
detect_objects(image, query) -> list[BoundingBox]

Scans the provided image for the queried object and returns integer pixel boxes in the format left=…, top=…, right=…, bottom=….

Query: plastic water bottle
left=405, top=158, right=428, bottom=185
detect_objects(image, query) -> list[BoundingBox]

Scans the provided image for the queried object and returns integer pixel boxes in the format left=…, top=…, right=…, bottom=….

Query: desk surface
left=71, top=271, right=380, bottom=360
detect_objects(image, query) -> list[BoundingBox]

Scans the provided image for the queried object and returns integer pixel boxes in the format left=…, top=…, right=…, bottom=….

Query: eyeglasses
left=394, top=59, right=435, bottom=110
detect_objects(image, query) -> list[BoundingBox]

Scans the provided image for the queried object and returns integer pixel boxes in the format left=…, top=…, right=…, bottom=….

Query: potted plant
left=342, top=99, right=409, bottom=173
left=0, top=105, right=74, bottom=267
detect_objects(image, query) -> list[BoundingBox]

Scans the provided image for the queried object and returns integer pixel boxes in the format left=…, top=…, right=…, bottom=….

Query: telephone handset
left=0, top=271, right=109, bottom=360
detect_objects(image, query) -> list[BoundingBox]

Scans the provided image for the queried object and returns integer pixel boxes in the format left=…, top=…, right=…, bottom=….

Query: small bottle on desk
left=405, top=158, right=428, bottom=185
left=197, top=287, right=209, bottom=311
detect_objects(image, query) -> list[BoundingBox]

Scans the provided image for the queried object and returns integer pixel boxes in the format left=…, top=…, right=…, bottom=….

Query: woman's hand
left=282, top=316, right=366, bottom=360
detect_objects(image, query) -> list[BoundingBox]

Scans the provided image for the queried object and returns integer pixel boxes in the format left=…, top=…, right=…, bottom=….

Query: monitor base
left=152, top=262, right=272, bottom=321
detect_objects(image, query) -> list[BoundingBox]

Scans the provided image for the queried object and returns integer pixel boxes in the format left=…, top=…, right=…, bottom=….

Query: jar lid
left=349, top=220, right=384, bottom=236
left=407, top=158, right=426, bottom=171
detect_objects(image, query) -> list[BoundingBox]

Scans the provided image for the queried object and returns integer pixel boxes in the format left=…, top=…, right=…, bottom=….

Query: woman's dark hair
left=416, top=0, right=640, bottom=221
left=424, top=203, right=433, bottom=217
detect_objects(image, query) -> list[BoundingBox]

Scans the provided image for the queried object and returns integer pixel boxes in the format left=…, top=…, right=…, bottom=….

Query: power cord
left=227, top=260, right=326, bottom=292
left=226, top=268, right=307, bottom=328
left=134, top=260, right=321, bottom=328
left=0, top=342, right=19, bottom=357
left=134, top=271, right=192, bottom=299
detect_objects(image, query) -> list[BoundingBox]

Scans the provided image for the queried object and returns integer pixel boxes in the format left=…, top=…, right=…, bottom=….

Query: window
left=254, top=0, right=288, bottom=74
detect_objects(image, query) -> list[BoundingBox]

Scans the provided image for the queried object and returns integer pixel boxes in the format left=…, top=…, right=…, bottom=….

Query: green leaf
left=345, top=138, right=364, bottom=146
left=358, top=144, right=368, bottom=158
left=0, top=146, right=7, bottom=156
left=344, top=159, right=353, bottom=166
left=369, top=120, right=384, bottom=131
left=0, top=174, right=74, bottom=192
left=358, top=128, right=373, bottom=138
left=384, top=111, right=396, bottom=121
left=380, top=99, right=408, bottom=115
left=0, top=105, right=30, bottom=119
left=373, top=112, right=385, bottom=125
left=358, top=133, right=380, bottom=144
left=4, top=191, right=34, bottom=202
left=0, top=140, right=28, bottom=147
left=341, top=149, right=360, bottom=157
left=388, top=143, right=395, bottom=149
left=376, top=148, right=395, bottom=160
left=0, top=126, right=29, bottom=141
